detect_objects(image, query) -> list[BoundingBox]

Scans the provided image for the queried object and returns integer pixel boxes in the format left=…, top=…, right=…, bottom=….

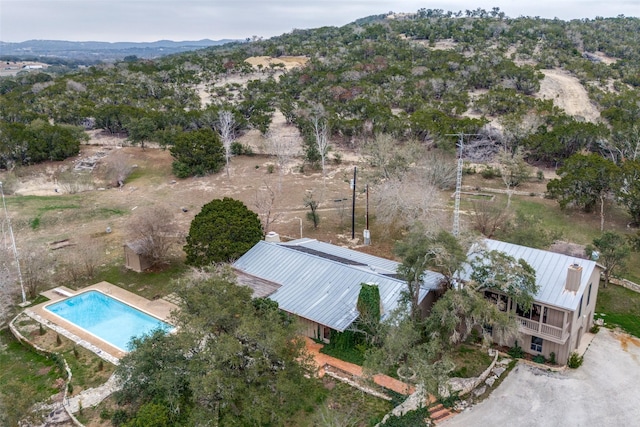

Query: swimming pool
left=45, top=290, right=173, bottom=351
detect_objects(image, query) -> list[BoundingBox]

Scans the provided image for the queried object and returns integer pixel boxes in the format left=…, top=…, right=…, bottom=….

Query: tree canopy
left=114, top=269, right=318, bottom=426
left=184, top=197, right=263, bottom=266
left=170, top=128, right=225, bottom=178
left=547, top=153, right=619, bottom=213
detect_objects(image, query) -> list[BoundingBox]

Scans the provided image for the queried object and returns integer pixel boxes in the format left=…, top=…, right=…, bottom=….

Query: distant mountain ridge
left=0, top=39, right=237, bottom=61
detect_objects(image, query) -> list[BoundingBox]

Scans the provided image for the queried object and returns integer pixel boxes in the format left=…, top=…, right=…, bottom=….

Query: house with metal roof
left=461, top=239, right=603, bottom=364
left=233, top=238, right=444, bottom=342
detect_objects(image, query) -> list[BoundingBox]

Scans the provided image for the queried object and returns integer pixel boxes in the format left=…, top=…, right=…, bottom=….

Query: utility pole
left=351, top=166, right=357, bottom=240
left=364, top=183, right=370, bottom=245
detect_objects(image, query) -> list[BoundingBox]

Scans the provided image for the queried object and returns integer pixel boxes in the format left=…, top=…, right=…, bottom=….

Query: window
left=578, top=296, right=583, bottom=317
left=587, top=283, right=593, bottom=306
left=517, top=303, right=541, bottom=321
left=531, top=336, right=543, bottom=353
left=323, top=327, right=331, bottom=340
left=484, top=291, right=509, bottom=312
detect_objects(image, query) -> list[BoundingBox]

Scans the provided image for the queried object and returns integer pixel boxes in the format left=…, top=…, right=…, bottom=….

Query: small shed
left=123, top=240, right=152, bottom=272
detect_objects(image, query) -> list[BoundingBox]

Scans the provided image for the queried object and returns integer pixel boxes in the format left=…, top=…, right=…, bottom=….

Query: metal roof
left=281, top=238, right=401, bottom=275
left=233, top=241, right=443, bottom=331
left=463, top=239, right=599, bottom=311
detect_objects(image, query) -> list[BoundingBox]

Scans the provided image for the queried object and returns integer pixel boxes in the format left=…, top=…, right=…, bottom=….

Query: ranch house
left=463, top=239, right=603, bottom=365
left=233, top=238, right=443, bottom=342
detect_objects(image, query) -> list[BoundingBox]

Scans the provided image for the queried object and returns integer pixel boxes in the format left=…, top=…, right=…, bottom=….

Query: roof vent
left=565, top=263, right=582, bottom=292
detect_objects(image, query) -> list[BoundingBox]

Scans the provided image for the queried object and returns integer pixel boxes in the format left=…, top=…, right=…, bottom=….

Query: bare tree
left=599, top=124, right=640, bottom=164
left=101, top=150, right=133, bottom=188
left=217, top=110, right=236, bottom=178
left=76, top=237, right=104, bottom=279
left=304, top=191, right=321, bottom=229
left=59, top=238, right=104, bottom=284
left=310, top=105, right=330, bottom=178
left=362, top=133, right=407, bottom=181
left=127, top=206, right=179, bottom=267
left=264, top=131, right=298, bottom=189
left=20, top=245, right=54, bottom=299
left=372, top=169, right=445, bottom=231
left=56, top=170, right=94, bottom=194
left=470, top=199, right=512, bottom=238
left=497, top=147, right=531, bottom=207
left=254, top=180, right=281, bottom=233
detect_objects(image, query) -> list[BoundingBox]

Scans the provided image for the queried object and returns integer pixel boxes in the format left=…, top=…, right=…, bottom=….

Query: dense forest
left=1, top=8, right=640, bottom=220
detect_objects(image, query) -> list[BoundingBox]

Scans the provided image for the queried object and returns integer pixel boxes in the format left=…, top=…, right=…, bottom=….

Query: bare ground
left=536, top=69, right=601, bottom=123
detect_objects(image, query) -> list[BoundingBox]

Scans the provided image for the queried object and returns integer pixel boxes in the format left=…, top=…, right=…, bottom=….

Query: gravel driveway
left=442, top=328, right=640, bottom=427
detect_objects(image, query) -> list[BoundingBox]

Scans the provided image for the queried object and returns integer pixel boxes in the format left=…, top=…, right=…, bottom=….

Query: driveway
left=442, top=328, right=640, bottom=427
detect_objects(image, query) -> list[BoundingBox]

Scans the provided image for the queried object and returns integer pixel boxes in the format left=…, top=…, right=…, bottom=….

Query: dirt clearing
left=536, top=69, right=601, bottom=123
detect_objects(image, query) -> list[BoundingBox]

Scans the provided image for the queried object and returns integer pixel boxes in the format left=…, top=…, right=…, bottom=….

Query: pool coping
left=27, top=281, right=178, bottom=363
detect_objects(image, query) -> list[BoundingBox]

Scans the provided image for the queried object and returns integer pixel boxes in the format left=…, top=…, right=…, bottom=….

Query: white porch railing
left=517, top=317, right=568, bottom=342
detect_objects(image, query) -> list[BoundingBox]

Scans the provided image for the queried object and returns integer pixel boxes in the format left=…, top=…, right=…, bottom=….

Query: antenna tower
left=447, top=133, right=484, bottom=237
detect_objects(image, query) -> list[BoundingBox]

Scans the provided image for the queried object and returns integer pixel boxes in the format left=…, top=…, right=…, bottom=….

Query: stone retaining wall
left=446, top=349, right=499, bottom=397
left=9, top=312, right=84, bottom=426
left=610, top=277, right=640, bottom=294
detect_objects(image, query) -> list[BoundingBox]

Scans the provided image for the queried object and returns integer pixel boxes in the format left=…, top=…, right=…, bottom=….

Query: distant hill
left=0, top=39, right=237, bottom=62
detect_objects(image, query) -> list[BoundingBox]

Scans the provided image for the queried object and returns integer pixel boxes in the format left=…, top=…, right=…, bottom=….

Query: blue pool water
left=45, top=290, right=172, bottom=351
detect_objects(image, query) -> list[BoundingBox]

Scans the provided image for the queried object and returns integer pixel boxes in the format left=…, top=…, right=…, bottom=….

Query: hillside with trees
left=3, top=9, right=640, bottom=228
left=3, top=9, right=640, bottom=426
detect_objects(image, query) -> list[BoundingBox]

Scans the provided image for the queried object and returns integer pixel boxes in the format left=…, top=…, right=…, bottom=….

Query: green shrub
left=463, top=165, right=476, bottom=175
left=549, top=352, right=557, bottom=365
left=532, top=354, right=546, bottom=364
left=537, top=170, right=545, bottom=181
left=56, top=334, right=62, bottom=346
left=507, top=341, right=524, bottom=359
left=440, top=391, right=460, bottom=409
left=231, top=141, right=253, bottom=156
left=481, top=166, right=500, bottom=179
left=111, top=409, right=130, bottom=427
left=590, top=324, right=600, bottom=334
left=39, top=323, right=45, bottom=335
left=266, top=163, right=275, bottom=174
left=567, top=352, right=584, bottom=369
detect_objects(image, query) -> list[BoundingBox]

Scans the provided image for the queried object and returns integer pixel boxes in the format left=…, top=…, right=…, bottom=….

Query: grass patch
left=0, top=329, right=64, bottom=425
left=30, top=203, right=80, bottom=230
left=295, top=379, right=392, bottom=427
left=595, top=284, right=640, bottom=337
left=319, top=344, right=365, bottom=366
left=28, top=294, right=50, bottom=307
left=62, top=345, right=115, bottom=392
left=124, top=167, right=145, bottom=183
left=92, top=262, right=189, bottom=300
left=449, top=344, right=493, bottom=378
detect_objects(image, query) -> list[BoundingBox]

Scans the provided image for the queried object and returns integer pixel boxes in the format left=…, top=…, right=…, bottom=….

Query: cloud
left=1, top=0, right=639, bottom=42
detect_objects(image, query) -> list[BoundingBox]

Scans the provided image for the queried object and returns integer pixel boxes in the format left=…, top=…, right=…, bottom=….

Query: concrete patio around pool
left=27, top=281, right=178, bottom=363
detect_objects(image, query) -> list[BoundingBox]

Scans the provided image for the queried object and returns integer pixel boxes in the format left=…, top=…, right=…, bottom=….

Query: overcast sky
left=2, top=0, right=640, bottom=43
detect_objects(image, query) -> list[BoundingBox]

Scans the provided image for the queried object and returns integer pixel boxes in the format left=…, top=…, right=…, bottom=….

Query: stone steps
left=428, top=402, right=455, bottom=423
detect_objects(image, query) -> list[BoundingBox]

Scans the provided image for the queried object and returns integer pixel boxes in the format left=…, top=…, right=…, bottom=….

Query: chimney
left=265, top=231, right=281, bottom=242
left=565, top=263, right=582, bottom=292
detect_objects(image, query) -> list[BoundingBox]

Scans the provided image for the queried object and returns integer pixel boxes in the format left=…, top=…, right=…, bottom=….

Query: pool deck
left=28, top=281, right=178, bottom=363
